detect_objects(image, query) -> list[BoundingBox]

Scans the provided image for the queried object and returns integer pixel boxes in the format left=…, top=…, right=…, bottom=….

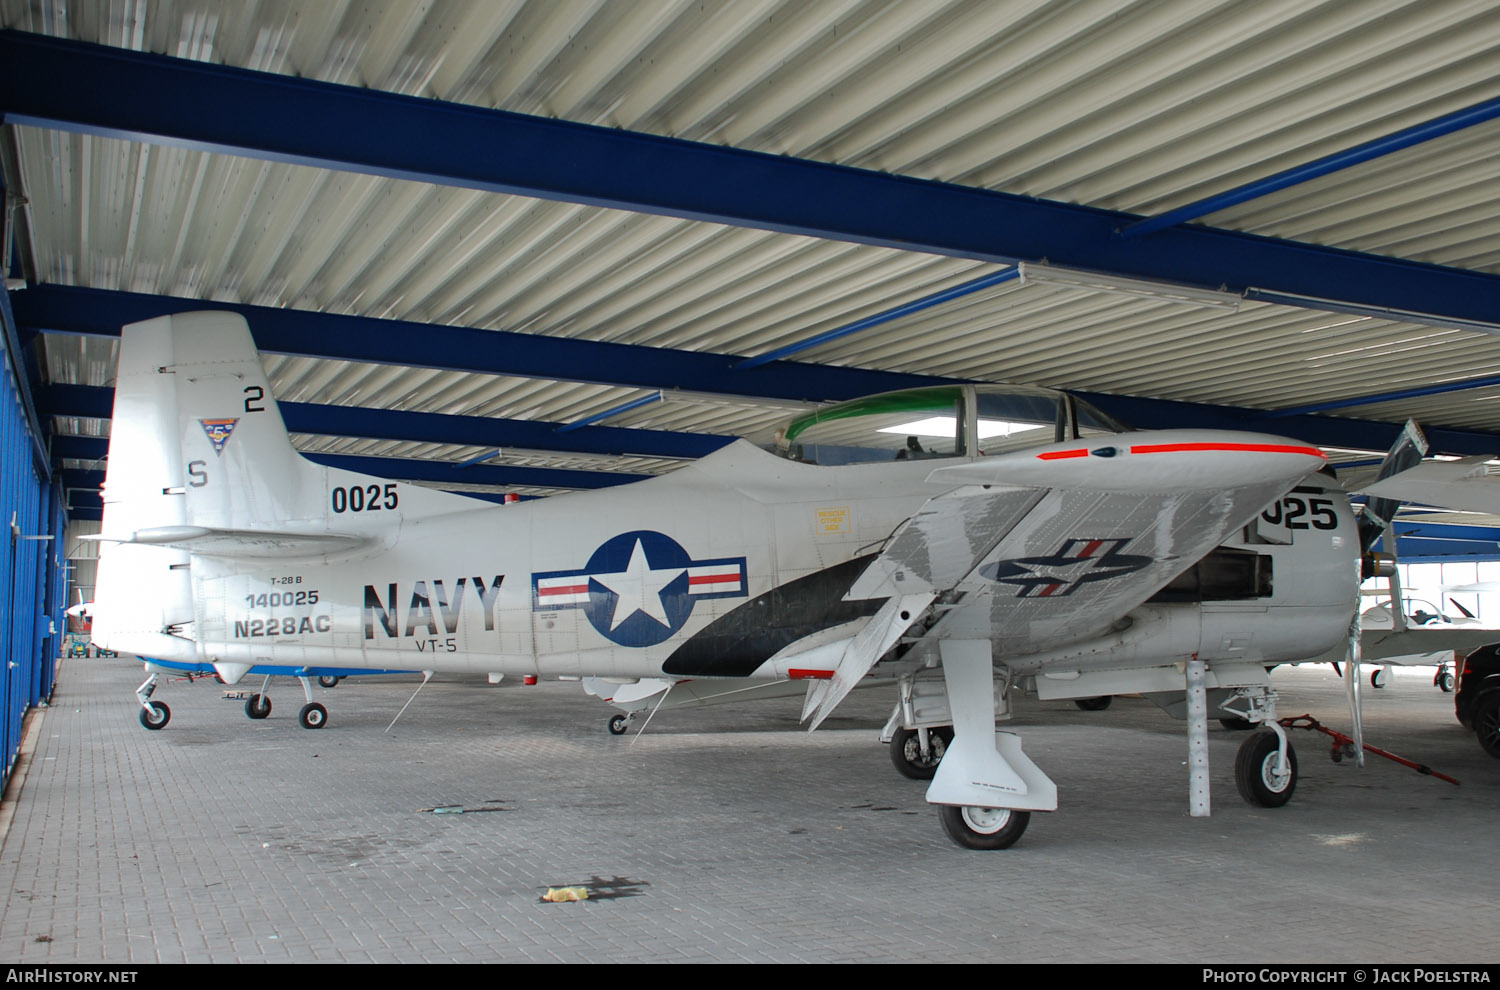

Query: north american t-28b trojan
left=91, top=311, right=1360, bottom=848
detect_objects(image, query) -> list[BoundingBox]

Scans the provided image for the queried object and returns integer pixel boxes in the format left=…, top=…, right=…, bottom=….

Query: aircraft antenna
left=386, top=671, right=435, bottom=733
left=628, top=681, right=676, bottom=747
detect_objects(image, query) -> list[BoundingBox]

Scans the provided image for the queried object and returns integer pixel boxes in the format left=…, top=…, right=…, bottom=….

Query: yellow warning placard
left=815, top=506, right=852, bottom=536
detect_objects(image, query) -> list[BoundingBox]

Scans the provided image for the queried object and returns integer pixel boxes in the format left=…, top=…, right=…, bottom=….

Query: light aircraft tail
left=91, top=311, right=484, bottom=658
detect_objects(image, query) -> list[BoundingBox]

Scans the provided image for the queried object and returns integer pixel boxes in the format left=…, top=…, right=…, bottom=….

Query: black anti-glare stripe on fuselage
left=662, top=554, right=883, bottom=677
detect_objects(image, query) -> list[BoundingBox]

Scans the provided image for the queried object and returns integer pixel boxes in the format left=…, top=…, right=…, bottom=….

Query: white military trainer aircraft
left=92, top=311, right=1361, bottom=849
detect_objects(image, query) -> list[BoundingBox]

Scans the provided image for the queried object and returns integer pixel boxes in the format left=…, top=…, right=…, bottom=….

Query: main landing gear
left=889, top=726, right=953, bottom=780
left=135, top=672, right=170, bottom=730
left=242, top=674, right=331, bottom=729
left=938, top=805, right=1031, bottom=850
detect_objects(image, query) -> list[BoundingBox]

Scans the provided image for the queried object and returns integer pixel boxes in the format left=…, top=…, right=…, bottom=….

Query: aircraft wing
left=849, top=434, right=1324, bottom=657
left=798, top=432, right=1325, bottom=725
left=1358, top=455, right=1500, bottom=515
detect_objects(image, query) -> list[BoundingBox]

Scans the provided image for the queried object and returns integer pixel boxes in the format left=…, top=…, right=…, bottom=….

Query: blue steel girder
left=57, top=452, right=640, bottom=496
left=36, top=383, right=733, bottom=461
left=36, top=378, right=1500, bottom=464
left=3, top=31, right=1500, bottom=329
left=15, top=284, right=947, bottom=404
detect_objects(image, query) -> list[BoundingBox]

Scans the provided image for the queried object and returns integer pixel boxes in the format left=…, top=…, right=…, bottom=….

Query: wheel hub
left=1260, top=754, right=1292, bottom=792
left=960, top=806, right=1012, bottom=834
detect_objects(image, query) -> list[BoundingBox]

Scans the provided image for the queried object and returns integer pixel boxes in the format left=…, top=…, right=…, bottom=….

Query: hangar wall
left=0, top=292, right=66, bottom=789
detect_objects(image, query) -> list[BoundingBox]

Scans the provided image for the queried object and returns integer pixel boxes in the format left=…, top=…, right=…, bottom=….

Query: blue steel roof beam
left=29, top=292, right=1500, bottom=457
left=555, top=391, right=664, bottom=434
left=3, top=31, right=1500, bottom=330
left=1393, top=538, right=1500, bottom=562
left=1119, top=94, right=1500, bottom=241
left=38, top=377, right=1500, bottom=462
left=734, top=268, right=1021, bottom=370
left=35, top=384, right=734, bottom=461
left=1070, top=391, right=1500, bottom=459
left=62, top=457, right=644, bottom=494
left=1262, top=374, right=1500, bottom=419
left=15, top=285, right=951, bottom=403
left=1392, top=522, right=1500, bottom=544
left=303, top=454, right=647, bottom=491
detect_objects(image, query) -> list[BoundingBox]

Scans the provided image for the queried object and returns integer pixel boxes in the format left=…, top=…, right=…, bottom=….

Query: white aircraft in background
left=91, top=311, right=1398, bottom=849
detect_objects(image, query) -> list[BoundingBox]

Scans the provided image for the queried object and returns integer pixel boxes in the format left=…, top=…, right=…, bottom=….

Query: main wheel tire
left=139, top=701, right=171, bottom=730
left=317, top=675, right=340, bottom=688
left=938, top=805, right=1030, bottom=850
left=608, top=714, right=630, bottom=736
left=1474, top=694, right=1500, bottom=759
left=1438, top=671, right=1455, bottom=693
left=889, top=726, right=954, bottom=780
left=1074, top=696, right=1112, bottom=711
left=1235, top=730, right=1298, bottom=807
left=245, top=694, right=271, bottom=719
left=298, top=702, right=328, bottom=729
left=1371, top=669, right=1389, bottom=689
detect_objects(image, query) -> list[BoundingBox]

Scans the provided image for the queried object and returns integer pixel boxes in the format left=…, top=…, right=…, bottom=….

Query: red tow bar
left=1277, top=714, right=1460, bottom=786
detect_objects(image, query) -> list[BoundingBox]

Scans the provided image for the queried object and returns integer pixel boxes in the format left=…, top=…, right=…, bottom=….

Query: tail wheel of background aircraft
left=938, top=805, right=1030, bottom=850
left=245, top=694, right=271, bottom=720
left=138, top=701, right=170, bottom=730
left=318, top=675, right=340, bottom=688
left=299, top=702, right=328, bottom=730
left=1437, top=670, right=1455, bottom=693
left=608, top=714, right=630, bottom=736
left=1074, top=696, right=1112, bottom=711
left=1370, top=668, right=1390, bottom=689
left=1234, top=730, right=1298, bottom=807
left=890, top=726, right=954, bottom=780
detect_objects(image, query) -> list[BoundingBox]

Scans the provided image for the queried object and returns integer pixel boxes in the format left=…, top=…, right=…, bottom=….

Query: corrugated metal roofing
left=5, top=0, right=1500, bottom=498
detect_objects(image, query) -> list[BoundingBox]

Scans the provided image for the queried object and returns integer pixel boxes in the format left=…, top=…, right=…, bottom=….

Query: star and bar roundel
left=531, top=531, right=749, bottom=647
left=980, top=537, right=1151, bottom=598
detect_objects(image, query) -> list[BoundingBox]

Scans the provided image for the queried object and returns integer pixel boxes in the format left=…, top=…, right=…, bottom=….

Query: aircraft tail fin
left=107, top=311, right=482, bottom=539
left=92, top=311, right=483, bottom=655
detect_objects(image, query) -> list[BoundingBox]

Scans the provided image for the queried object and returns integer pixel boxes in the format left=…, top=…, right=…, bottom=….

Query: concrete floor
left=0, top=656, right=1493, bottom=963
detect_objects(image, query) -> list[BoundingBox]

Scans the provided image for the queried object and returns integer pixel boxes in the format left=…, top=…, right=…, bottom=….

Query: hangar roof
left=3, top=0, right=1500, bottom=553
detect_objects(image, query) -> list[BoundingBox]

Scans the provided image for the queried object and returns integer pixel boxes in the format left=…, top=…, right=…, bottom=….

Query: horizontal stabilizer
left=84, top=526, right=372, bottom=559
